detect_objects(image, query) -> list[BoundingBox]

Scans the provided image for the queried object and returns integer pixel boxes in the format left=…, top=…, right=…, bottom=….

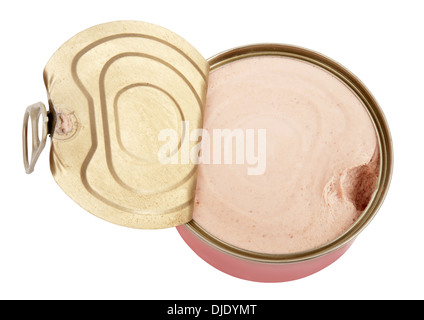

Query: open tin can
left=22, top=21, right=393, bottom=282
left=177, top=44, right=393, bottom=282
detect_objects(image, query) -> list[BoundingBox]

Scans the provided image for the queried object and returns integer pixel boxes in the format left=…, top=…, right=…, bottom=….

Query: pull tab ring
left=22, top=102, right=49, bottom=174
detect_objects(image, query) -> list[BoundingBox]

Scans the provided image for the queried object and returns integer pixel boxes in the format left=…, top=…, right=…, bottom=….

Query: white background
left=1, top=0, right=423, bottom=300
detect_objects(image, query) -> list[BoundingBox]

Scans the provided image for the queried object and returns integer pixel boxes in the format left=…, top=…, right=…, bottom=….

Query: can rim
left=184, top=43, right=393, bottom=264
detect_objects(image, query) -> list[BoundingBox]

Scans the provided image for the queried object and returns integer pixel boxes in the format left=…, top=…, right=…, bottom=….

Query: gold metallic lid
left=23, top=21, right=209, bottom=229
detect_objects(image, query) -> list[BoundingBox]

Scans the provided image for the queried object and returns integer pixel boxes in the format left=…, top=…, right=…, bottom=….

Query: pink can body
left=176, top=225, right=354, bottom=282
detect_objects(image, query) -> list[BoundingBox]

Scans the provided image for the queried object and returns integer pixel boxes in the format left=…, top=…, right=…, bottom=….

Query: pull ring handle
left=22, top=102, right=49, bottom=174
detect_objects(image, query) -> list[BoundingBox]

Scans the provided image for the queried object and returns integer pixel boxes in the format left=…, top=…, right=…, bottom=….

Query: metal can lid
left=43, top=21, right=209, bottom=229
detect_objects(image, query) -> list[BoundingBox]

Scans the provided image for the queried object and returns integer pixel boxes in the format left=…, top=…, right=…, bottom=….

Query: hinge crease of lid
left=44, top=21, right=209, bottom=229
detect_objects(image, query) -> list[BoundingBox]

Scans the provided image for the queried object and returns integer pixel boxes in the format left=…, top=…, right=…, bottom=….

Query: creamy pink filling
left=192, top=56, right=379, bottom=254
